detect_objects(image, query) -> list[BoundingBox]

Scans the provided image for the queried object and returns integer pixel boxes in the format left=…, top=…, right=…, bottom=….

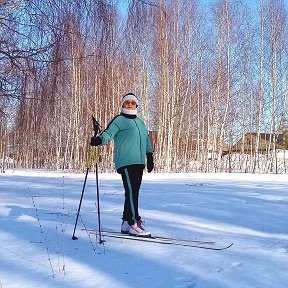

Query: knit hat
left=120, top=93, right=139, bottom=107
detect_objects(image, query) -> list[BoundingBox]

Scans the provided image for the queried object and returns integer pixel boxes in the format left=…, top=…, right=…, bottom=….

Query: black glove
left=146, top=153, right=154, bottom=173
left=90, top=136, right=102, bottom=146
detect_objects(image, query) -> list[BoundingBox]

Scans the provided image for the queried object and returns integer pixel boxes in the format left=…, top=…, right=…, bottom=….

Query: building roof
left=231, top=132, right=286, bottom=153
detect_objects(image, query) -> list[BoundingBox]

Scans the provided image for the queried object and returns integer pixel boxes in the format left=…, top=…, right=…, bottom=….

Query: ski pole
left=72, top=115, right=102, bottom=241
left=95, top=160, right=105, bottom=244
left=72, top=167, right=89, bottom=240
left=72, top=133, right=95, bottom=240
left=92, top=115, right=105, bottom=244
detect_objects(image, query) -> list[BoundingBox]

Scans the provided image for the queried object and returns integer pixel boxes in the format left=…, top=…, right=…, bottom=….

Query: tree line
left=0, top=0, right=287, bottom=173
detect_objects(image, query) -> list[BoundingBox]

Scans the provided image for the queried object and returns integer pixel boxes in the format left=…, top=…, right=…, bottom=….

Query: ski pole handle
left=87, top=115, right=101, bottom=167
left=92, top=115, right=101, bottom=136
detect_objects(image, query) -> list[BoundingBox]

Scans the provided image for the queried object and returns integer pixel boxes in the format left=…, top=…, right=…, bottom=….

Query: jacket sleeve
left=146, top=133, right=154, bottom=154
left=98, top=117, right=120, bottom=145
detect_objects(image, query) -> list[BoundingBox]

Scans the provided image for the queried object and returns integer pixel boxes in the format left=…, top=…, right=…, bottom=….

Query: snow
left=0, top=170, right=288, bottom=288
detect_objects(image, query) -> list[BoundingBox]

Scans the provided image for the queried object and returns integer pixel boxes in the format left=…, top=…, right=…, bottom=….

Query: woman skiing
left=90, top=93, right=154, bottom=236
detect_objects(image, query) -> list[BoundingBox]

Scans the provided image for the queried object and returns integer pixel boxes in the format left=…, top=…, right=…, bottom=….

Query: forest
left=0, top=0, right=288, bottom=173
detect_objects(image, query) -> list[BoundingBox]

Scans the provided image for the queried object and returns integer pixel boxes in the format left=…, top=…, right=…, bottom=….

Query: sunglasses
left=124, top=100, right=137, bottom=105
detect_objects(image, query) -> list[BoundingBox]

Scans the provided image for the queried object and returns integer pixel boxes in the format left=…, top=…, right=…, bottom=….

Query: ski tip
left=218, top=242, right=234, bottom=250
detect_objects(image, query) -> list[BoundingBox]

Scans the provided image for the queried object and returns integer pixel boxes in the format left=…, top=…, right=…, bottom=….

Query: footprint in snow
left=175, top=276, right=198, bottom=288
left=216, top=262, right=242, bottom=273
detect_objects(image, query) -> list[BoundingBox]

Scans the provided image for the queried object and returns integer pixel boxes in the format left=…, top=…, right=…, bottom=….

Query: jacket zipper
left=134, top=119, right=143, bottom=163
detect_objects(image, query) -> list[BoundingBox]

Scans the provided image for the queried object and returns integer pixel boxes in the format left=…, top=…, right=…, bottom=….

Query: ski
left=83, top=229, right=216, bottom=244
left=82, top=229, right=233, bottom=250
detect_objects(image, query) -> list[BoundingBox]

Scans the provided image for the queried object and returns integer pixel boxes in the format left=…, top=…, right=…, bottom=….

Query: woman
left=90, top=93, right=154, bottom=237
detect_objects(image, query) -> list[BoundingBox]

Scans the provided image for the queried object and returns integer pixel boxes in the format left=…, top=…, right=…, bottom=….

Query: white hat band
left=120, top=94, right=139, bottom=106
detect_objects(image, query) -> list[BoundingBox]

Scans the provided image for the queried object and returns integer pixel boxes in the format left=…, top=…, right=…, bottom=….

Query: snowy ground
left=0, top=170, right=288, bottom=288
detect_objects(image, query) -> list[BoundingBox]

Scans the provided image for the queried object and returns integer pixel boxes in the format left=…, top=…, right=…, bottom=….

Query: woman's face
left=123, top=100, right=137, bottom=110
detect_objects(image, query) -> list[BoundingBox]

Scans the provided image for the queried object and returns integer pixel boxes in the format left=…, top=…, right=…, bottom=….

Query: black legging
left=119, top=165, right=144, bottom=225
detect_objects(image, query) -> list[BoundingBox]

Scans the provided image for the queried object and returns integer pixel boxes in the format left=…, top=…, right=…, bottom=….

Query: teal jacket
left=98, top=113, right=153, bottom=170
